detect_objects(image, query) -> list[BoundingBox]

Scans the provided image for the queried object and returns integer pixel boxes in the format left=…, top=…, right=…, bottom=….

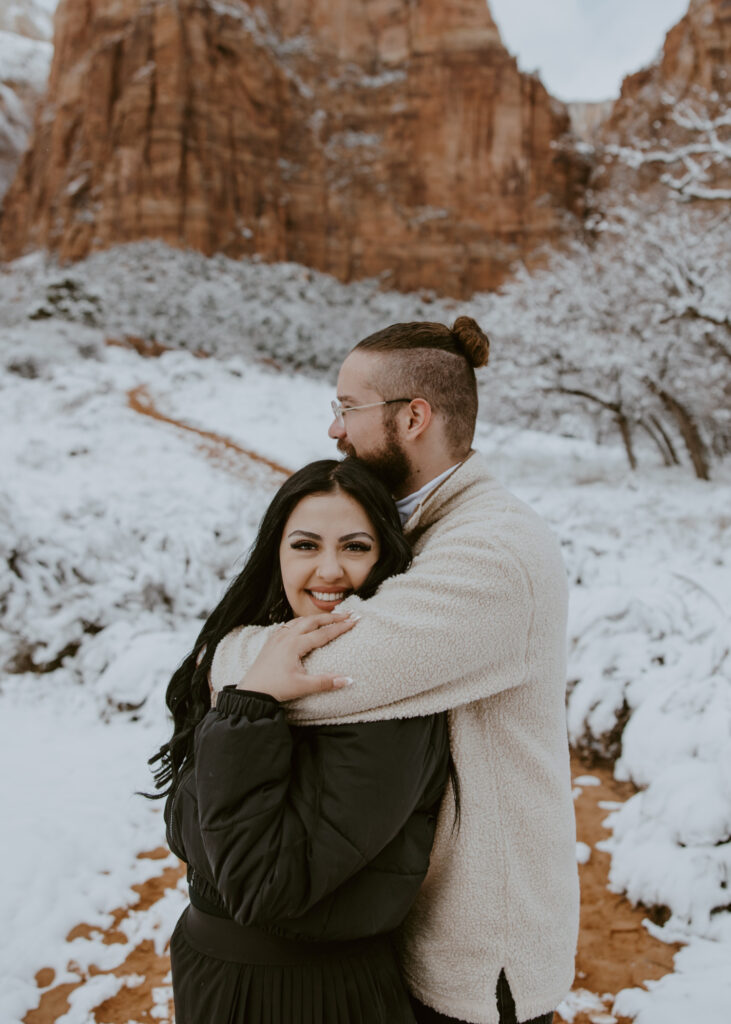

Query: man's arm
left=211, top=528, right=538, bottom=718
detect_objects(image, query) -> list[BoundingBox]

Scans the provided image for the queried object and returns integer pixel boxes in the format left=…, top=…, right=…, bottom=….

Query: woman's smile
left=307, top=587, right=352, bottom=609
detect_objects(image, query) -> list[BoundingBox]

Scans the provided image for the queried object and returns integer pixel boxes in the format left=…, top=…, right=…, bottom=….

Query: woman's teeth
left=310, top=591, right=346, bottom=602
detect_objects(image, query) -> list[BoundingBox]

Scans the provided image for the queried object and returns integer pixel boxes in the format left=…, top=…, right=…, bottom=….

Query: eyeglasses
left=330, top=398, right=412, bottom=429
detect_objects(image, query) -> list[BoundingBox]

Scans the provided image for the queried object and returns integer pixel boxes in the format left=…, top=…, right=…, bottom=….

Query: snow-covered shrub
left=561, top=465, right=731, bottom=945
left=0, top=343, right=260, bottom=716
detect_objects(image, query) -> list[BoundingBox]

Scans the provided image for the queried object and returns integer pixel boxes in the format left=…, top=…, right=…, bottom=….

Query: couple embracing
left=151, top=316, right=579, bottom=1024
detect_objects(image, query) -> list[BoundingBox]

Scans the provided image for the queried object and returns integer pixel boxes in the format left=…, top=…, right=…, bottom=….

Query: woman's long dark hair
left=147, top=459, right=412, bottom=800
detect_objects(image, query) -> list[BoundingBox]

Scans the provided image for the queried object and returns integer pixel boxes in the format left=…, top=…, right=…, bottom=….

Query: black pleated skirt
left=170, top=905, right=417, bottom=1024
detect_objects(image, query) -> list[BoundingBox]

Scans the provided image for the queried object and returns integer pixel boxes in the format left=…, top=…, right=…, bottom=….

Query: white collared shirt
left=395, top=463, right=462, bottom=525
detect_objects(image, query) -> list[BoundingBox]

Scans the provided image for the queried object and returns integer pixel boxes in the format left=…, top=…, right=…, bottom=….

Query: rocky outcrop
left=0, top=0, right=588, bottom=295
left=607, top=0, right=730, bottom=132
left=598, top=0, right=730, bottom=200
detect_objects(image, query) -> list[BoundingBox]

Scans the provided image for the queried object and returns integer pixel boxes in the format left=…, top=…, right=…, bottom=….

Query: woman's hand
left=235, top=612, right=359, bottom=702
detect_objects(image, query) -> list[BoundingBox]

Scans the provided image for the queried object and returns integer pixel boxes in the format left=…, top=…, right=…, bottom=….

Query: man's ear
left=403, top=398, right=432, bottom=439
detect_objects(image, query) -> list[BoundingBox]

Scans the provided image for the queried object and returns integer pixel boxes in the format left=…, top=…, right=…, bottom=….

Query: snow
left=574, top=775, right=601, bottom=787
left=613, top=920, right=731, bottom=1024
left=0, top=29, right=52, bottom=89
left=0, top=242, right=730, bottom=1023
left=576, top=842, right=592, bottom=865
left=0, top=684, right=186, bottom=1019
left=557, top=988, right=615, bottom=1023
left=0, top=0, right=55, bottom=43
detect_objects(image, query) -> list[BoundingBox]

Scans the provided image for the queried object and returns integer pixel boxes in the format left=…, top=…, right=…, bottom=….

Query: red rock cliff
left=0, top=0, right=588, bottom=295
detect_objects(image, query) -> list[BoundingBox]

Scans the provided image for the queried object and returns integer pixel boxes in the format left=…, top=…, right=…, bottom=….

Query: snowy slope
left=0, top=246, right=730, bottom=1023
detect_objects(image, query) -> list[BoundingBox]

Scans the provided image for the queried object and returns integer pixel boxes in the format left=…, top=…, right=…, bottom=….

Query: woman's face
left=279, top=489, right=381, bottom=616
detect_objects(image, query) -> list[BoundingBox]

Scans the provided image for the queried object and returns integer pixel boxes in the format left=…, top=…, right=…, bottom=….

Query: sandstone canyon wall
left=0, top=0, right=589, bottom=295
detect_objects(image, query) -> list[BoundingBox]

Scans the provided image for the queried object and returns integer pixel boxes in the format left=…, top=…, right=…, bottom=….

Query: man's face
left=329, top=351, right=412, bottom=494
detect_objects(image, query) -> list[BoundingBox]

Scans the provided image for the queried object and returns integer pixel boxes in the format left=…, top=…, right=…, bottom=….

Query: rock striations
left=0, top=0, right=589, bottom=295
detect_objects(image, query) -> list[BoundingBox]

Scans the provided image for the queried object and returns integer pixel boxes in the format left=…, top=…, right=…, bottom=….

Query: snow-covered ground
left=1, top=245, right=729, bottom=1023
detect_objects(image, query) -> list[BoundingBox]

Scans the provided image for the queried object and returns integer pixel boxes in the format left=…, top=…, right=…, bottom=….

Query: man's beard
left=337, top=422, right=411, bottom=494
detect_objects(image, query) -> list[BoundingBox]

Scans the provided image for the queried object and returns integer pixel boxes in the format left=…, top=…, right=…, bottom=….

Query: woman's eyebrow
left=287, top=530, right=321, bottom=539
left=340, top=531, right=375, bottom=542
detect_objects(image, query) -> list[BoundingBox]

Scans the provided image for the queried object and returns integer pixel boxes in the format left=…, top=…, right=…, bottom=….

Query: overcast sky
left=489, top=0, right=691, bottom=102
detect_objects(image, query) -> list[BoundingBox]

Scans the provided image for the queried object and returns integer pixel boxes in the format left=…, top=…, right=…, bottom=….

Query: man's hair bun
left=451, top=316, right=490, bottom=368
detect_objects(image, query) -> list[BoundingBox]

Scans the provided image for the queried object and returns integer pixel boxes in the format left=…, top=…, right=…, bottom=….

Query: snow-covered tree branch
left=605, top=101, right=731, bottom=201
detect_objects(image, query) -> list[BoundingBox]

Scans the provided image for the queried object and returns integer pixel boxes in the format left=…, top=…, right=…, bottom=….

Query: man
left=212, top=317, right=579, bottom=1024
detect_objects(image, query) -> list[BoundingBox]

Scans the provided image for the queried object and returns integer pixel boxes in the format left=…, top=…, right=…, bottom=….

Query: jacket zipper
left=166, top=783, right=186, bottom=861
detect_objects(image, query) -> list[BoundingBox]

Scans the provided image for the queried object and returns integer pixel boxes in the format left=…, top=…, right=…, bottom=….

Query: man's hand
left=234, top=612, right=359, bottom=702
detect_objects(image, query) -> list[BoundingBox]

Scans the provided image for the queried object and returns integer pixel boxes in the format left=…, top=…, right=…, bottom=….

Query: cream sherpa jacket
left=211, top=451, right=579, bottom=1024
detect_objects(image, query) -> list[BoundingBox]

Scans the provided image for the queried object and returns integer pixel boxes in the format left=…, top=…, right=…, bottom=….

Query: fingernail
left=347, top=613, right=361, bottom=621
left=333, top=676, right=355, bottom=688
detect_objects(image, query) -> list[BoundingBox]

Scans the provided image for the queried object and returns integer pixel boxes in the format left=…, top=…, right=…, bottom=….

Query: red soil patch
left=106, top=336, right=181, bottom=358
left=24, top=850, right=185, bottom=1024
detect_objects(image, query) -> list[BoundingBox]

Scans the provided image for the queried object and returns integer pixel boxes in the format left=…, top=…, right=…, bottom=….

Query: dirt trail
left=127, top=384, right=292, bottom=479
left=555, top=756, right=678, bottom=1024
left=23, top=392, right=680, bottom=1023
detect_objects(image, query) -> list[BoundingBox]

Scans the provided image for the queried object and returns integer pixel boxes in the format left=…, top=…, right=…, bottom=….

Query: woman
left=149, top=459, right=451, bottom=1024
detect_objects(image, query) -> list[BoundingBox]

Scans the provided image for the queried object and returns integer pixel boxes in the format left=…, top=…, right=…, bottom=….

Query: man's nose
left=328, top=417, right=345, bottom=439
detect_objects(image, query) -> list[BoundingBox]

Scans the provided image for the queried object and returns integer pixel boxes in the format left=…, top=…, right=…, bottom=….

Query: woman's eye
left=344, top=543, right=372, bottom=552
left=291, top=541, right=317, bottom=551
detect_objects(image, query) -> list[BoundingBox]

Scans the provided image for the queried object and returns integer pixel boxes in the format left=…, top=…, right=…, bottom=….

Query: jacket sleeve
left=212, top=525, right=548, bottom=717
left=193, top=686, right=444, bottom=927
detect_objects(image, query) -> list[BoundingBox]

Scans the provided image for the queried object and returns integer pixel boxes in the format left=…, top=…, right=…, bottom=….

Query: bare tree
left=480, top=201, right=730, bottom=479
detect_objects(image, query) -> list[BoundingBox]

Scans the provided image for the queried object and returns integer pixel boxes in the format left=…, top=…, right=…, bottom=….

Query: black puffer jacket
left=166, top=686, right=450, bottom=942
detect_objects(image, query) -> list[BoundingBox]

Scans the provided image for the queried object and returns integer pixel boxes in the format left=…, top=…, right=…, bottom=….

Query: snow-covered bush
left=0, top=337, right=262, bottom=716
left=559, top=461, right=731, bottom=950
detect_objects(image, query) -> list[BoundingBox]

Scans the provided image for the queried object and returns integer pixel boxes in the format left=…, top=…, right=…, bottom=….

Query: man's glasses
left=330, top=398, right=412, bottom=429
